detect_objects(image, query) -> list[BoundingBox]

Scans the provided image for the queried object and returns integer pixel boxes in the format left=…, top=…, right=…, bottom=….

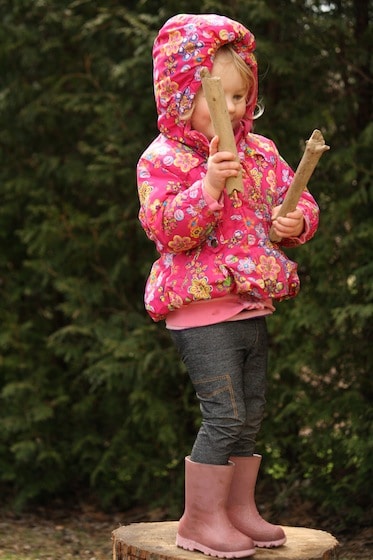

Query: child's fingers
left=209, top=136, right=219, bottom=156
left=284, top=208, right=303, bottom=220
left=209, top=152, right=239, bottom=165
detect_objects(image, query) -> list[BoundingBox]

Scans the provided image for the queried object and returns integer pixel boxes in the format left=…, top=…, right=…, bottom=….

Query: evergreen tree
left=0, top=0, right=371, bottom=526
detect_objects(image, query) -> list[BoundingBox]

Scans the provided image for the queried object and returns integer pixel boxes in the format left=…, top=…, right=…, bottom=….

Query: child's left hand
left=271, top=206, right=305, bottom=238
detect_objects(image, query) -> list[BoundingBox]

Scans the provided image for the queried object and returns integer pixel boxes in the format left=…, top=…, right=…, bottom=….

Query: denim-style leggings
left=170, top=317, right=268, bottom=465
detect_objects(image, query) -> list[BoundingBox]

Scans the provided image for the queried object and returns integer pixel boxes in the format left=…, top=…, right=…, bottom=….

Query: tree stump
left=112, top=521, right=339, bottom=560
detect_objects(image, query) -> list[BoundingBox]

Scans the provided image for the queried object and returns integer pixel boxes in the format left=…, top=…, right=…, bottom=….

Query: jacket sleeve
left=137, top=153, right=223, bottom=254
left=274, top=154, right=320, bottom=248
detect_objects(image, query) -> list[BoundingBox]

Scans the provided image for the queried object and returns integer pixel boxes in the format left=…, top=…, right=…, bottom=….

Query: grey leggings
left=170, top=317, right=268, bottom=465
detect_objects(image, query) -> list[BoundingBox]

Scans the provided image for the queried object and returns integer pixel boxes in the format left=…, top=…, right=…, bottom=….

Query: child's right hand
left=203, top=136, right=241, bottom=201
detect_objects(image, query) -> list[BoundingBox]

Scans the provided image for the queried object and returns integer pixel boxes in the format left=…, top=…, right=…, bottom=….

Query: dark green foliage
left=250, top=0, right=373, bottom=528
left=0, top=0, right=371, bottom=528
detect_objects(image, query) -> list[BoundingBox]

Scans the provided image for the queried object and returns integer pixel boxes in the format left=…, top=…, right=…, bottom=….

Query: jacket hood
left=152, top=13, right=258, bottom=145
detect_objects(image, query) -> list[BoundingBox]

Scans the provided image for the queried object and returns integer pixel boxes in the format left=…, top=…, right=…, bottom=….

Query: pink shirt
left=166, top=294, right=275, bottom=329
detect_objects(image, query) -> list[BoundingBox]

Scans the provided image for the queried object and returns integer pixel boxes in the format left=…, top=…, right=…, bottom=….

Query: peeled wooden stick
left=201, top=68, right=243, bottom=195
left=270, top=129, right=330, bottom=242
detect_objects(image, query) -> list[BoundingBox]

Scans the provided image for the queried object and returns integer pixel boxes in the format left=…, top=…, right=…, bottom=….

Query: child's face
left=191, top=51, right=248, bottom=141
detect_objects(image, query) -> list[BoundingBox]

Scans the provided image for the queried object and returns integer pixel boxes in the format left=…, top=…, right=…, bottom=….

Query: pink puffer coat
left=137, top=14, right=319, bottom=321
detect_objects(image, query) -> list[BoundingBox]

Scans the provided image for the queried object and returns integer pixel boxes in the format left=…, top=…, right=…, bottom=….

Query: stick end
left=307, top=129, right=330, bottom=152
left=200, top=67, right=210, bottom=79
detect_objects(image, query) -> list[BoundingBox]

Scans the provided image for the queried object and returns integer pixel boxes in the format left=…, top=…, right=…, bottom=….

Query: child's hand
left=271, top=206, right=305, bottom=238
left=204, top=136, right=241, bottom=200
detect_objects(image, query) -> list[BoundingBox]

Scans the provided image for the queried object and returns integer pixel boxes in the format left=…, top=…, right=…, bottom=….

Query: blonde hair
left=181, top=44, right=263, bottom=121
left=219, top=45, right=254, bottom=95
left=216, top=44, right=263, bottom=119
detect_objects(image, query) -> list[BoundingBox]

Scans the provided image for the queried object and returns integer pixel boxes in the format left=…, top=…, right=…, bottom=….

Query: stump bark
left=112, top=521, right=339, bottom=560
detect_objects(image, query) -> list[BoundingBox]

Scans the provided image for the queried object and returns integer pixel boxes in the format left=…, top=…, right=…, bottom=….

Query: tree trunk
left=112, top=521, right=340, bottom=560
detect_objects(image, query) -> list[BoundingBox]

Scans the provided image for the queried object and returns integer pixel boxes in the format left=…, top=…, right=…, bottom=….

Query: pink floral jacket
left=137, top=14, right=319, bottom=322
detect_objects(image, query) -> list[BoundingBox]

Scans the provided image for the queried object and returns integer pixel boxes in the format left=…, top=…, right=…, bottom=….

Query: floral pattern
left=137, top=14, right=319, bottom=321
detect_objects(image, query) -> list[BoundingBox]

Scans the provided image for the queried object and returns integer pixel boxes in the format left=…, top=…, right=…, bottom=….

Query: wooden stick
left=269, top=129, right=330, bottom=242
left=201, top=68, right=243, bottom=195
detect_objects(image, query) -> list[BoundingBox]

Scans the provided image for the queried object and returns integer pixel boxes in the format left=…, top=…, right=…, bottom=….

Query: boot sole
left=176, top=535, right=255, bottom=558
left=254, top=536, right=287, bottom=548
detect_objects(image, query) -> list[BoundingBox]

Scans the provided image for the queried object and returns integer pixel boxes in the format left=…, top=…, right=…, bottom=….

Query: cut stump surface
left=112, top=521, right=339, bottom=560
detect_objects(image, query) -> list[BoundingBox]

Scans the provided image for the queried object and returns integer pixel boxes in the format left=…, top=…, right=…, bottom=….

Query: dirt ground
left=0, top=504, right=372, bottom=560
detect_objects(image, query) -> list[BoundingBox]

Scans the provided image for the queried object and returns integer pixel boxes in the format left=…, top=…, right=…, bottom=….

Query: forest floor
left=0, top=502, right=372, bottom=560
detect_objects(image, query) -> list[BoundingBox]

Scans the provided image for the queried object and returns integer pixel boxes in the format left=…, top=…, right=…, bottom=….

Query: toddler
left=137, top=13, right=319, bottom=558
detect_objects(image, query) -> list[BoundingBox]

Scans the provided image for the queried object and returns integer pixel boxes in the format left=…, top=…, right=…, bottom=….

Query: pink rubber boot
left=227, top=455, right=286, bottom=548
left=176, top=456, right=255, bottom=558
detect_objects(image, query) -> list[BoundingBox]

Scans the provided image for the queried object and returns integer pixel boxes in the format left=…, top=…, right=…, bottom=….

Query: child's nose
left=226, top=97, right=235, bottom=114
